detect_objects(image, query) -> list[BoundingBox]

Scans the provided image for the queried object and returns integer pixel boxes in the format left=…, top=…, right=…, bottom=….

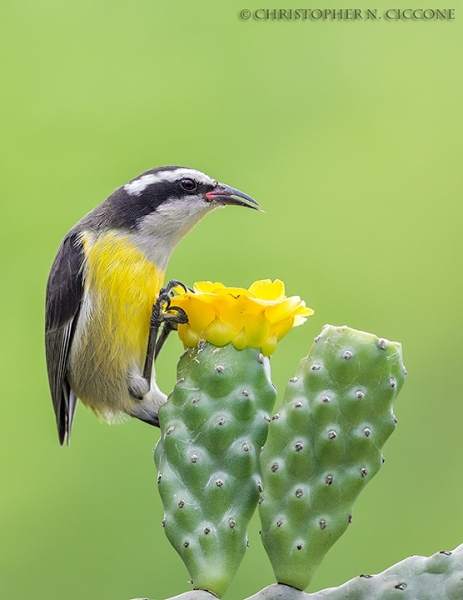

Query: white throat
left=130, top=196, right=218, bottom=269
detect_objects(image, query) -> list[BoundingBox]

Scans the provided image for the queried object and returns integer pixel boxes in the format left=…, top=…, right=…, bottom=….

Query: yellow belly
left=82, top=231, right=165, bottom=359
left=69, top=231, right=165, bottom=417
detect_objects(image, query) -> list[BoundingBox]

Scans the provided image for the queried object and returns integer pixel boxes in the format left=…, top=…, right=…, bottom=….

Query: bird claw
left=143, top=279, right=192, bottom=383
left=161, top=305, right=188, bottom=326
left=151, top=280, right=191, bottom=327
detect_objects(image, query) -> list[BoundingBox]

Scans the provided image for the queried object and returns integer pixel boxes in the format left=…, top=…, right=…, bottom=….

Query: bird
left=45, top=166, right=259, bottom=445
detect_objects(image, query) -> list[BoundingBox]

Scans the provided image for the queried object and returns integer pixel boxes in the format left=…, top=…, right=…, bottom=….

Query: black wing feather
left=45, top=233, right=85, bottom=445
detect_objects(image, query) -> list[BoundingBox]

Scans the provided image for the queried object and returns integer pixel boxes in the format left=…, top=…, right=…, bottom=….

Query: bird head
left=104, top=166, right=260, bottom=266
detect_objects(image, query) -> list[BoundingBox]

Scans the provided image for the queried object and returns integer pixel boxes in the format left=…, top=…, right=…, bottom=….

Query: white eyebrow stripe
left=124, top=174, right=158, bottom=196
left=124, top=168, right=216, bottom=196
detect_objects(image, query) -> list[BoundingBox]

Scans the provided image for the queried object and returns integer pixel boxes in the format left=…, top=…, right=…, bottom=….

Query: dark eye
left=180, top=178, right=197, bottom=192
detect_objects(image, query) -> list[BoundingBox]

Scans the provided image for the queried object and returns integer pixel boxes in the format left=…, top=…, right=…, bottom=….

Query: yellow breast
left=80, top=231, right=165, bottom=364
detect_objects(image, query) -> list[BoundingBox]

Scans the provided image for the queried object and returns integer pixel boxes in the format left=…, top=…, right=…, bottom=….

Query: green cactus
left=154, top=341, right=277, bottom=598
left=146, top=545, right=463, bottom=600
left=258, top=325, right=407, bottom=591
left=245, top=544, right=463, bottom=600
left=309, top=544, right=463, bottom=600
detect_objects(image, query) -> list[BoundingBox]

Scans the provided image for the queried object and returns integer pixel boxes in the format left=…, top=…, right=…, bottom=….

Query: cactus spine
left=154, top=342, right=277, bottom=597
left=258, top=325, right=407, bottom=591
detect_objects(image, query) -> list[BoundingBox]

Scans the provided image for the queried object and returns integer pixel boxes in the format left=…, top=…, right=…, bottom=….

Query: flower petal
left=272, top=316, right=295, bottom=341
left=244, top=312, right=271, bottom=347
left=178, top=323, right=200, bottom=348
left=294, top=315, right=309, bottom=327
left=193, top=281, right=225, bottom=294
left=264, top=296, right=303, bottom=324
left=294, top=304, right=315, bottom=317
left=174, top=294, right=217, bottom=333
left=261, top=334, right=278, bottom=356
left=214, top=286, right=251, bottom=297
left=232, top=329, right=248, bottom=350
left=173, top=278, right=313, bottom=355
left=248, top=279, right=286, bottom=301
left=204, top=318, right=239, bottom=347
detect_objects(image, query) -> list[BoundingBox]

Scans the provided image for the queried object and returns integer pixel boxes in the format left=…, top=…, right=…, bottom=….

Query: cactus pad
left=258, top=325, right=407, bottom=590
left=308, top=544, right=463, bottom=600
left=159, top=545, right=463, bottom=600
left=154, top=342, right=277, bottom=597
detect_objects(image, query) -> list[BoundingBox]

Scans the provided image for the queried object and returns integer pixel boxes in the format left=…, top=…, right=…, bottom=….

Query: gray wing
left=45, top=232, right=85, bottom=445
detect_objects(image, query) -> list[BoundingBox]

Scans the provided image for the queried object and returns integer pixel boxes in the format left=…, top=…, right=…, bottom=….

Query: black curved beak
left=205, top=183, right=260, bottom=210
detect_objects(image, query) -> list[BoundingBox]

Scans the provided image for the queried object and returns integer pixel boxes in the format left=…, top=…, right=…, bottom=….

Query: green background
left=1, top=1, right=462, bottom=598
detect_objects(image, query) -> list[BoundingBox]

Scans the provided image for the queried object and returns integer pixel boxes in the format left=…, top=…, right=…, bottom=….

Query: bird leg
left=142, top=280, right=190, bottom=385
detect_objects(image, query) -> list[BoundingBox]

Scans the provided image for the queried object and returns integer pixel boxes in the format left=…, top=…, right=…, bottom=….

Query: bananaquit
left=45, top=166, right=259, bottom=445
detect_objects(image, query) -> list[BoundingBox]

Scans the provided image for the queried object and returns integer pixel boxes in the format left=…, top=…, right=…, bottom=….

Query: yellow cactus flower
left=172, top=279, right=313, bottom=356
